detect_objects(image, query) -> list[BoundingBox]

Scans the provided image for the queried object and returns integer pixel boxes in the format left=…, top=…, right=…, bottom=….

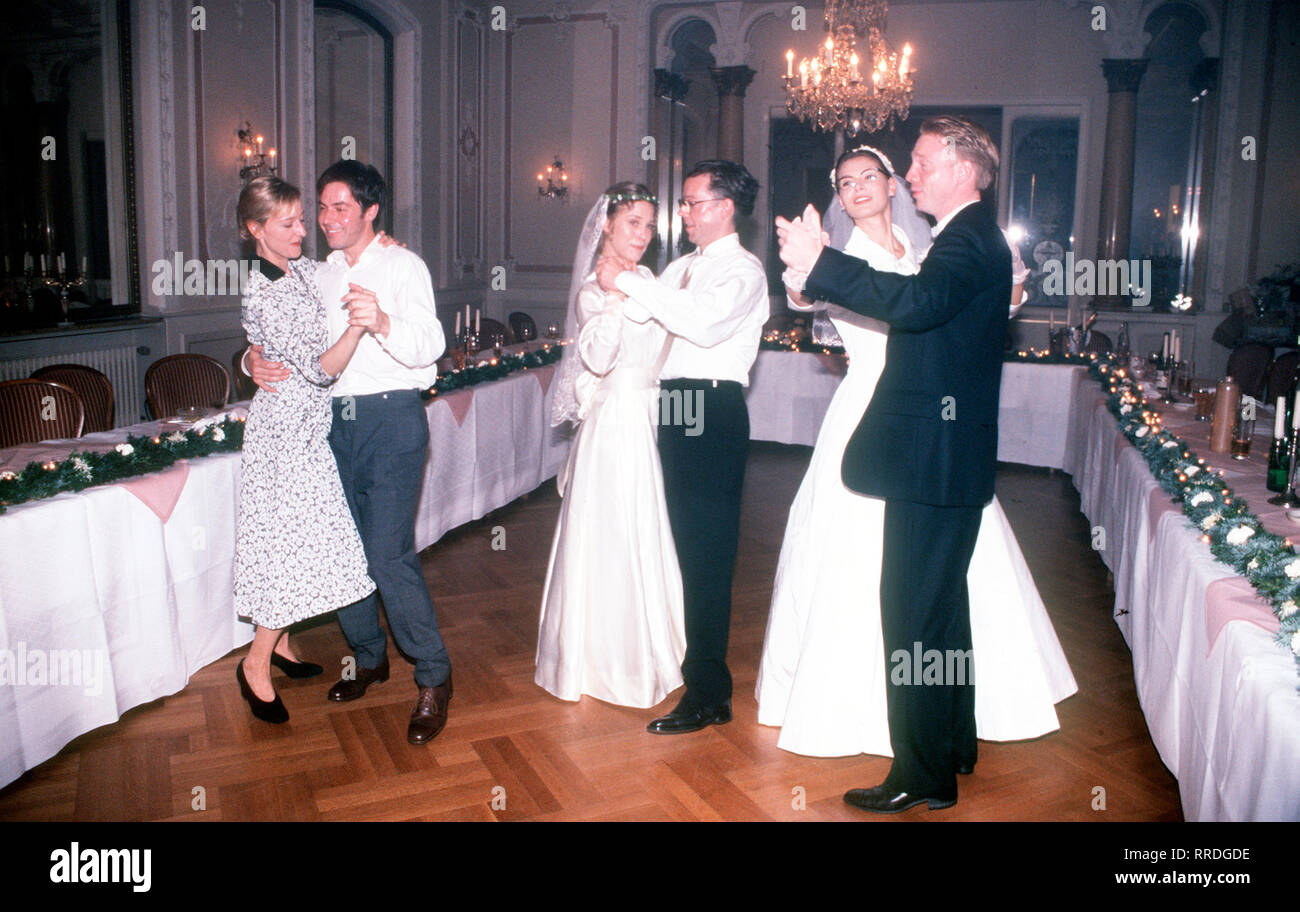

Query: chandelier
left=782, top=0, right=915, bottom=134
left=237, top=122, right=278, bottom=182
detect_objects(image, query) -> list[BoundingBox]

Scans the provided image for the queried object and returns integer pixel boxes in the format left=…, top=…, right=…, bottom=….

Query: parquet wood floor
left=0, top=444, right=1182, bottom=821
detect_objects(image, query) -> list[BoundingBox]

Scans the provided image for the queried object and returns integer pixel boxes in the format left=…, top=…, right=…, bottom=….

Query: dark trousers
left=880, top=499, right=982, bottom=797
left=656, top=378, right=749, bottom=709
left=328, top=390, right=450, bottom=688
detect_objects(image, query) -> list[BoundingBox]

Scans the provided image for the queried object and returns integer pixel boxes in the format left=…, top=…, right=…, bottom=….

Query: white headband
left=830, top=144, right=897, bottom=186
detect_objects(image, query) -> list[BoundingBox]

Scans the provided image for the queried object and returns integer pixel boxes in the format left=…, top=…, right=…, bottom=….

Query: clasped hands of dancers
left=230, top=118, right=1074, bottom=815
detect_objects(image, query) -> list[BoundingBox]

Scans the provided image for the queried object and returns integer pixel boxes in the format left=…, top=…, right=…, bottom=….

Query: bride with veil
left=756, top=146, right=1077, bottom=758
left=534, top=182, right=686, bottom=709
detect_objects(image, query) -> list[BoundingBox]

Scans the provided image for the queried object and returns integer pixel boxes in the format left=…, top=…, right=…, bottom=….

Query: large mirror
left=0, top=0, right=139, bottom=332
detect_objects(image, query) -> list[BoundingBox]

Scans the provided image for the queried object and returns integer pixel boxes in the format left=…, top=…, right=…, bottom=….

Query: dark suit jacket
left=803, top=200, right=1010, bottom=506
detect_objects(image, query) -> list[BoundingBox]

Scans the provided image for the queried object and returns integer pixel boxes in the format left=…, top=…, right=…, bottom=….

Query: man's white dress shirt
left=613, top=233, right=768, bottom=385
left=318, top=234, right=446, bottom=397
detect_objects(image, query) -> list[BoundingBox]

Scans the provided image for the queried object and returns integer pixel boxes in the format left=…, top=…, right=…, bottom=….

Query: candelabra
left=536, top=158, right=569, bottom=200
left=238, top=122, right=278, bottom=182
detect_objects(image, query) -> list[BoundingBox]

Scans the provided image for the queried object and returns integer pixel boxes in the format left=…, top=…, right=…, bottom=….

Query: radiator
left=0, top=345, right=142, bottom=429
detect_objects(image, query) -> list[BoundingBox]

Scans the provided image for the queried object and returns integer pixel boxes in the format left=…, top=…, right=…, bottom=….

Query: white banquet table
left=1061, top=365, right=1300, bottom=821
left=0, top=361, right=568, bottom=789
left=744, top=351, right=1081, bottom=468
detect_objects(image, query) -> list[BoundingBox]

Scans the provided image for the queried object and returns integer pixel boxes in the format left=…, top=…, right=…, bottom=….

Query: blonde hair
left=920, top=116, right=1000, bottom=190
left=237, top=176, right=301, bottom=240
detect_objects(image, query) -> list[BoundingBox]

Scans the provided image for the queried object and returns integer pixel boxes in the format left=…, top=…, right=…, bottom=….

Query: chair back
left=144, top=354, right=231, bottom=419
left=30, top=364, right=115, bottom=432
left=479, top=317, right=513, bottom=347
left=1225, top=342, right=1273, bottom=402
left=0, top=379, right=85, bottom=447
left=507, top=311, right=537, bottom=342
left=1082, top=331, right=1113, bottom=354
left=1266, top=350, right=1300, bottom=408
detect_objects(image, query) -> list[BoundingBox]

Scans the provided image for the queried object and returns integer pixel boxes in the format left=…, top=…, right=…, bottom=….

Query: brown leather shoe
left=326, top=657, right=390, bottom=702
left=407, top=674, right=452, bottom=745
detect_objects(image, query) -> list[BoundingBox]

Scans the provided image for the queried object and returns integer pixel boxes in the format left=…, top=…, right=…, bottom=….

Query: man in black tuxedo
left=776, top=116, right=1010, bottom=813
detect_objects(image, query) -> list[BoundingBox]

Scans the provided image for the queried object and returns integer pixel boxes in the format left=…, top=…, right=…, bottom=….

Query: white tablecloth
left=0, top=366, right=568, bottom=788
left=744, top=352, right=1081, bottom=470
left=1063, top=371, right=1300, bottom=821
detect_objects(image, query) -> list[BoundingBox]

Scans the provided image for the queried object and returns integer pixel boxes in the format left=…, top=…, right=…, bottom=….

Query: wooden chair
left=1226, top=342, right=1273, bottom=402
left=30, top=364, right=115, bottom=433
left=144, top=353, right=231, bottom=419
left=0, top=379, right=85, bottom=447
left=1266, top=350, right=1300, bottom=408
left=508, top=311, right=537, bottom=342
left=1082, top=331, right=1113, bottom=354
left=478, top=317, right=513, bottom=347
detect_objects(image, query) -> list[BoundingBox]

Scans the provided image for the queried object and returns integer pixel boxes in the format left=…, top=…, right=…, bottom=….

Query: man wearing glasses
left=596, top=160, right=768, bottom=735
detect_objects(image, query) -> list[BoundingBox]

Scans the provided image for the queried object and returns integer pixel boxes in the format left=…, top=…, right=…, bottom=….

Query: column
left=708, top=65, right=754, bottom=163
left=1095, top=57, right=1148, bottom=307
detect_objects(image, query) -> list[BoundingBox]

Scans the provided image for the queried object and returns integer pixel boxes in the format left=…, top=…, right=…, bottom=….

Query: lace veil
left=550, top=195, right=609, bottom=426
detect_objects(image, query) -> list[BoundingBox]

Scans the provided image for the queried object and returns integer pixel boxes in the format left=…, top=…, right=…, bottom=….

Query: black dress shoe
left=646, top=699, right=731, bottom=735
left=270, top=653, right=324, bottom=679
left=843, top=785, right=956, bottom=814
left=407, top=674, right=452, bottom=745
left=236, top=660, right=289, bottom=724
left=327, top=657, right=390, bottom=702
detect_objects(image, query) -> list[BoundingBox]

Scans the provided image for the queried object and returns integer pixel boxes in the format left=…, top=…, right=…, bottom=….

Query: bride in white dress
left=756, top=147, right=1077, bottom=757
left=535, top=184, right=686, bottom=708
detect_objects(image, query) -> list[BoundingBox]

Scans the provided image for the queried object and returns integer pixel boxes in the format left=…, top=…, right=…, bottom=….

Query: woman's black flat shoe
left=270, top=653, right=324, bottom=679
left=236, top=660, right=289, bottom=723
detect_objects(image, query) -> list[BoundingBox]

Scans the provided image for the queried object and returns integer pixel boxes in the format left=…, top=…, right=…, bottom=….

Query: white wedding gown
left=535, top=268, right=686, bottom=708
left=756, top=226, right=1077, bottom=757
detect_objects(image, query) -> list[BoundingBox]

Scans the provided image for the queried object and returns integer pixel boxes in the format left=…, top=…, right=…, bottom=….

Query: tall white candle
left=1292, top=390, right=1300, bottom=430
left=81, top=256, right=88, bottom=275
left=475, top=309, right=481, bottom=333
left=786, top=50, right=794, bottom=78
left=1277, top=396, right=1286, bottom=438
left=40, top=254, right=47, bottom=273
left=455, top=311, right=461, bottom=336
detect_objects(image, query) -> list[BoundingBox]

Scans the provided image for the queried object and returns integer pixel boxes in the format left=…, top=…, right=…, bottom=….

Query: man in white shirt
left=248, top=160, right=451, bottom=745
left=597, top=160, right=768, bottom=734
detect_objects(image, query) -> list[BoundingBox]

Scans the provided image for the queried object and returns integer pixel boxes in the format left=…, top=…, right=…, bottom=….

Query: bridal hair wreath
left=830, top=144, right=897, bottom=186
left=604, top=190, right=658, bottom=208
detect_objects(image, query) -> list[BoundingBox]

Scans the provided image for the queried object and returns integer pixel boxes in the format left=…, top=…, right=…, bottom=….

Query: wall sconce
left=238, top=122, right=278, bottom=182
left=536, top=158, right=569, bottom=200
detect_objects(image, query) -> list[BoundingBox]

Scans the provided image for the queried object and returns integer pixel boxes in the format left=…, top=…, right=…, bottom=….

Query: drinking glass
left=1231, top=408, right=1256, bottom=460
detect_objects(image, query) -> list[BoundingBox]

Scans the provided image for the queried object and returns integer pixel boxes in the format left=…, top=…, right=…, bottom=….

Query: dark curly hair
left=685, top=159, right=759, bottom=217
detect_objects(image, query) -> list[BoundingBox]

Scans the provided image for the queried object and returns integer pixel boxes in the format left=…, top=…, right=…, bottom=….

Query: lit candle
left=799, top=60, right=808, bottom=89
left=1276, top=396, right=1286, bottom=439
left=268, top=148, right=276, bottom=162
left=255, top=134, right=264, bottom=154
left=786, top=49, right=793, bottom=78
left=850, top=52, right=860, bottom=81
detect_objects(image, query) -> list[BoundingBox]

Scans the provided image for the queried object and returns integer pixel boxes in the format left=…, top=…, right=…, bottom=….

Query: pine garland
left=424, top=343, right=563, bottom=398
left=1007, top=348, right=1300, bottom=680
left=0, top=417, right=246, bottom=515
